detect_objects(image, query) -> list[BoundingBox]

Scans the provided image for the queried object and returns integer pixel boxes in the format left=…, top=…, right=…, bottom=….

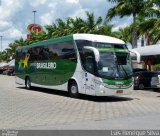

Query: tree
left=68, top=17, right=86, bottom=33
left=45, top=11, right=103, bottom=37
left=84, top=11, right=102, bottom=33
left=95, top=24, right=115, bottom=37
left=138, top=18, right=160, bottom=44
left=136, top=0, right=160, bottom=45
left=106, top=0, right=147, bottom=48
left=114, top=26, right=132, bottom=44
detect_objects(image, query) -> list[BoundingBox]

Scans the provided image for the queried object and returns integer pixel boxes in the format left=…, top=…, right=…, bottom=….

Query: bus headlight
left=100, top=90, right=105, bottom=94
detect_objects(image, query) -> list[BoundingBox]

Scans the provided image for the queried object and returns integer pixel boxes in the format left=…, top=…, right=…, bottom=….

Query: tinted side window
left=28, top=47, right=47, bottom=61
left=75, top=40, right=93, bottom=66
left=83, top=49, right=95, bottom=74
left=15, top=50, right=21, bottom=60
left=48, top=41, right=77, bottom=61
left=59, top=41, right=77, bottom=61
left=114, top=44, right=126, bottom=49
left=27, top=41, right=77, bottom=61
left=16, top=48, right=28, bottom=61
left=75, top=40, right=93, bottom=50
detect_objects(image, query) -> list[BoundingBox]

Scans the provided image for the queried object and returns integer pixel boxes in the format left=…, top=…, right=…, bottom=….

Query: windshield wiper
left=113, top=51, right=130, bottom=79
left=117, top=61, right=129, bottom=78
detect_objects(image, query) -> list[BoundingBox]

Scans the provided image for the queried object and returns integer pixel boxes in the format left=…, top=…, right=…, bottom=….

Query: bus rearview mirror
left=83, top=46, right=100, bottom=63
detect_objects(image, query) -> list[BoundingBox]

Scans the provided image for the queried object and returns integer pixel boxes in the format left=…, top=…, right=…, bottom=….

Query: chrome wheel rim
left=71, top=85, right=77, bottom=94
left=27, top=80, right=30, bottom=88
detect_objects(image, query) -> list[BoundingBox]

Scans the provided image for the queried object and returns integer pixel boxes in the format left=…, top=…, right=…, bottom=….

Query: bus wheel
left=25, top=77, right=31, bottom=90
left=69, top=81, right=79, bottom=98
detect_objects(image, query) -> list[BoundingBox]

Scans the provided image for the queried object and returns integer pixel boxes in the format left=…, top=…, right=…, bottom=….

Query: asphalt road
left=0, top=75, right=160, bottom=129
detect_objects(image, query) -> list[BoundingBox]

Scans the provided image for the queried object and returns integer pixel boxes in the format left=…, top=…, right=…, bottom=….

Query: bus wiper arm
left=117, top=62, right=129, bottom=78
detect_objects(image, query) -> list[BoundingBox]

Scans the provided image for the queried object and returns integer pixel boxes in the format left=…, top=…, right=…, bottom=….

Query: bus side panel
left=15, top=39, right=78, bottom=91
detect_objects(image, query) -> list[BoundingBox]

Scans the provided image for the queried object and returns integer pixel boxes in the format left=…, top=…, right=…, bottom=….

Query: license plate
left=116, top=90, right=123, bottom=94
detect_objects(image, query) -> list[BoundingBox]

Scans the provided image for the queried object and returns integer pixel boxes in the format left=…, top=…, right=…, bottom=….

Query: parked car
left=7, top=70, right=15, bottom=76
left=2, top=69, right=14, bottom=76
left=2, top=69, right=11, bottom=75
left=151, top=73, right=160, bottom=90
left=133, top=71, right=156, bottom=90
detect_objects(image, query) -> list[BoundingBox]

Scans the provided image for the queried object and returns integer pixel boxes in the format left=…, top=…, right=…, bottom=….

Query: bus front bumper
left=95, top=85, right=133, bottom=96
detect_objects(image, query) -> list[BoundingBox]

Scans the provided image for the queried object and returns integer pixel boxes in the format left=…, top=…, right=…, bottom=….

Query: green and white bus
left=15, top=34, right=133, bottom=97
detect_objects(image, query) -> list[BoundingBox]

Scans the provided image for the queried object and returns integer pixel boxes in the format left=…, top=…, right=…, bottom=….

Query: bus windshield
left=75, top=40, right=133, bottom=79
left=94, top=42, right=133, bottom=79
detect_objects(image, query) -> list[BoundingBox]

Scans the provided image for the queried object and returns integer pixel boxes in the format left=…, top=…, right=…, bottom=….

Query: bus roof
left=73, top=34, right=125, bottom=44
left=17, top=34, right=125, bottom=50
left=17, top=35, right=73, bottom=50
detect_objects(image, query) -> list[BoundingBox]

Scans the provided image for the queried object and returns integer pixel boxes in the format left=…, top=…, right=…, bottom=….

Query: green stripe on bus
left=97, top=48, right=128, bottom=53
left=102, top=78, right=132, bottom=86
left=15, top=59, right=77, bottom=85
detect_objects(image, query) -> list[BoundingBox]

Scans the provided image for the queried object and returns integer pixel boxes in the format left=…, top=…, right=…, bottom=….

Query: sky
left=0, top=0, right=133, bottom=50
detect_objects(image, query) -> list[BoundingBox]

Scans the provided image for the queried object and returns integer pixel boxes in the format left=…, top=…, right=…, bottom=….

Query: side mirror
left=83, top=46, right=100, bottom=63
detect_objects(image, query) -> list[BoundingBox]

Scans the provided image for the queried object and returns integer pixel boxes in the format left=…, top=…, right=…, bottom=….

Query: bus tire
left=25, top=77, right=32, bottom=90
left=68, top=81, right=79, bottom=98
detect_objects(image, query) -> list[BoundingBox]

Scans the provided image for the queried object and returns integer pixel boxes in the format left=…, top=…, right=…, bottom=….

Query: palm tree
left=138, top=18, right=160, bottom=44
left=94, top=24, right=116, bottom=37
left=151, top=18, right=160, bottom=43
left=45, top=12, right=103, bottom=38
left=7, top=43, right=18, bottom=59
left=114, top=26, right=132, bottom=44
left=137, top=0, right=160, bottom=44
left=45, top=23, right=58, bottom=38
left=68, top=17, right=86, bottom=33
left=0, top=50, right=10, bottom=61
left=14, top=38, right=26, bottom=46
left=45, top=18, right=72, bottom=38
left=106, top=0, right=147, bottom=48
left=84, top=11, right=102, bottom=33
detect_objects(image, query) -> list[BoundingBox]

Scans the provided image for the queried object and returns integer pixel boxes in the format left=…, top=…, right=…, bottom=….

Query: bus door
left=82, top=49, right=96, bottom=95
